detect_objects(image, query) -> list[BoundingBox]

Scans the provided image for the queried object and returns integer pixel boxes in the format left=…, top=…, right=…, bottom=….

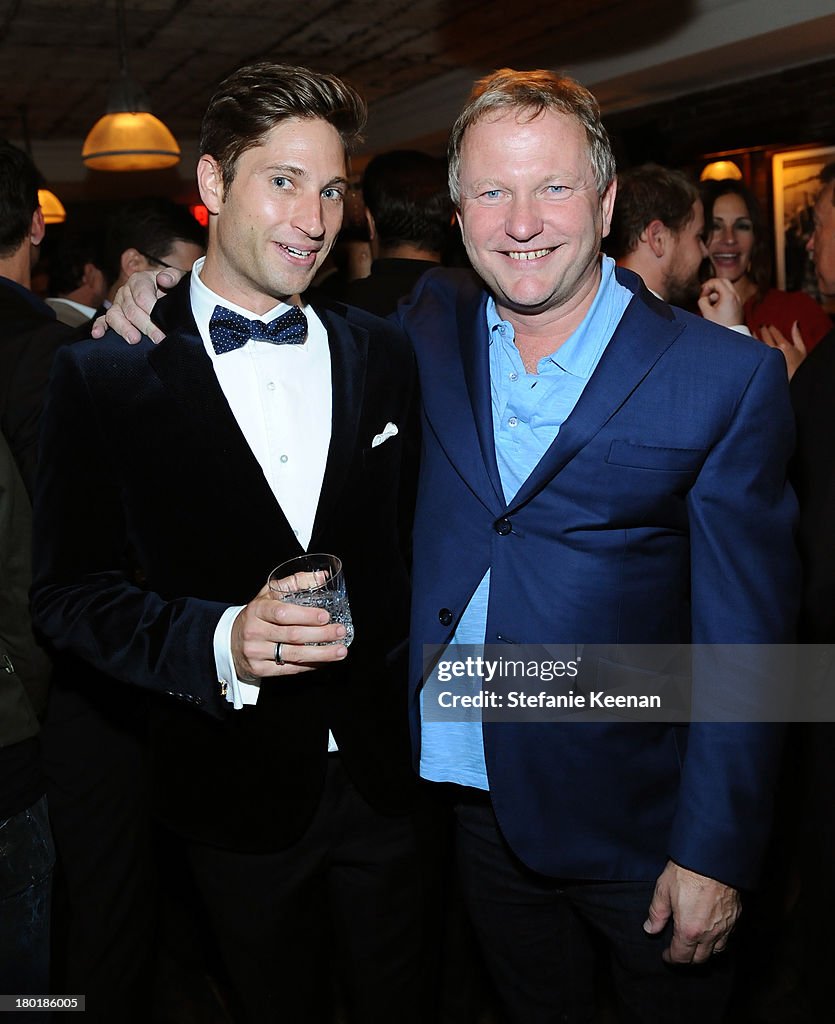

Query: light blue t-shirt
left=419, top=256, right=633, bottom=789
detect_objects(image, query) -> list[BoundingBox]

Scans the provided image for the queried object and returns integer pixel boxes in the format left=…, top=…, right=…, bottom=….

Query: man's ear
left=197, top=155, right=223, bottom=214
left=365, top=208, right=381, bottom=258
left=600, top=178, right=617, bottom=239
left=84, top=264, right=108, bottom=305
left=121, top=248, right=149, bottom=278
left=645, top=220, right=668, bottom=259
left=30, top=207, right=45, bottom=247
left=365, top=208, right=376, bottom=242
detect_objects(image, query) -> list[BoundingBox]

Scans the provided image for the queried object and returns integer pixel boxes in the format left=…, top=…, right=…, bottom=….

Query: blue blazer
left=398, top=265, right=799, bottom=889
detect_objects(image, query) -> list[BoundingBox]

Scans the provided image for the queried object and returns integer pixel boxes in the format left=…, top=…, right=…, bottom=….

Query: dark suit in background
left=326, top=149, right=451, bottom=318
left=791, top=328, right=835, bottom=641
left=0, top=429, right=54, bottom=1018
left=0, top=276, right=154, bottom=1020
left=0, top=276, right=73, bottom=495
left=788, top=328, right=835, bottom=1019
left=328, top=257, right=434, bottom=317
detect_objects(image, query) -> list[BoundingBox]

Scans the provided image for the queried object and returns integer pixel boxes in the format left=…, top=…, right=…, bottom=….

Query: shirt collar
left=485, top=255, right=630, bottom=379
left=189, top=255, right=305, bottom=349
left=49, top=296, right=97, bottom=318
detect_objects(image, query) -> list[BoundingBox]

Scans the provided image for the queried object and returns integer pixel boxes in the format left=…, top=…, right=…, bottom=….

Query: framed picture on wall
left=772, top=145, right=835, bottom=292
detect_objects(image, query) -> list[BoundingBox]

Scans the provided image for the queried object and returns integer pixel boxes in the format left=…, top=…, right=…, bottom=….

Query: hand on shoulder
left=90, top=268, right=185, bottom=345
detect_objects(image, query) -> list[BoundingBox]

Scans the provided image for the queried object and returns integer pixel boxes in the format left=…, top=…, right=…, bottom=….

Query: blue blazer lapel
left=417, top=280, right=505, bottom=513
left=505, top=278, right=685, bottom=514
left=457, top=286, right=506, bottom=508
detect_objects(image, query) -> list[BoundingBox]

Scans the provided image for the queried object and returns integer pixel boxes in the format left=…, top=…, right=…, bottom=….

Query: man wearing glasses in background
left=103, top=197, right=205, bottom=305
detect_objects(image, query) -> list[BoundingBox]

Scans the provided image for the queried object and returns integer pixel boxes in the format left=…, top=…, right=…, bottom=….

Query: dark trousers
left=454, top=791, right=734, bottom=1024
left=0, top=795, right=54, bottom=1024
left=187, top=755, right=424, bottom=1024
left=42, top=682, right=155, bottom=1024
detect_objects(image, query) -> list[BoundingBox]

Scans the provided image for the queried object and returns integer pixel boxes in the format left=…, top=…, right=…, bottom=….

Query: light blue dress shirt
left=419, top=256, right=633, bottom=789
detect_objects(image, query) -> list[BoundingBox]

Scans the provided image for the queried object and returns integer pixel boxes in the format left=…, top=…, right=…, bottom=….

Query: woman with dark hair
left=702, top=179, right=831, bottom=359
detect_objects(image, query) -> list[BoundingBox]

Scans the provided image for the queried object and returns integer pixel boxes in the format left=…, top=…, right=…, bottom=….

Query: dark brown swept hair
left=199, top=62, right=367, bottom=190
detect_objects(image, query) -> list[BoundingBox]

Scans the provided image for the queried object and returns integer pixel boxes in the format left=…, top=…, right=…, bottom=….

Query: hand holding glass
left=267, top=553, right=354, bottom=646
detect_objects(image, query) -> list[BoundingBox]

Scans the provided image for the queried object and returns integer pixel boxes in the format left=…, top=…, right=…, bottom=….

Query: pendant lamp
left=38, top=189, right=67, bottom=224
left=18, top=106, right=67, bottom=224
left=81, top=0, right=180, bottom=172
left=699, top=160, right=743, bottom=182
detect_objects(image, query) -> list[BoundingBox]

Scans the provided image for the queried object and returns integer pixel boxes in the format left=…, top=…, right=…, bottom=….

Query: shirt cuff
left=214, top=605, right=261, bottom=708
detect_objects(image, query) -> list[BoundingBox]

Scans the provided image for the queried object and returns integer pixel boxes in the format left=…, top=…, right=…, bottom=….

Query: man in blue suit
left=396, top=69, right=798, bottom=1022
left=98, top=67, right=798, bottom=1024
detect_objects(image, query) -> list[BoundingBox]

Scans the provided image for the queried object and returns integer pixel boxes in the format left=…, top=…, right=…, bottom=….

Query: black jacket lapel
left=307, top=303, right=367, bottom=543
left=148, top=279, right=304, bottom=556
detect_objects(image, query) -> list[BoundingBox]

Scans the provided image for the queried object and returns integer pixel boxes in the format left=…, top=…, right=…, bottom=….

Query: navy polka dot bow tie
left=208, top=304, right=307, bottom=355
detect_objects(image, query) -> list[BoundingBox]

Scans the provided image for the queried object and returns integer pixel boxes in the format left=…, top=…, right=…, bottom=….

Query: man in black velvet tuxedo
left=32, top=63, right=420, bottom=1024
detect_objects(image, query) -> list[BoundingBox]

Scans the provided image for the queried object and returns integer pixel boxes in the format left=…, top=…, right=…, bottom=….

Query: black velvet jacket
left=31, top=278, right=417, bottom=851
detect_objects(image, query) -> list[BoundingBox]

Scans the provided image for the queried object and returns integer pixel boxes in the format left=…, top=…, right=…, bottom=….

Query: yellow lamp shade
left=38, top=189, right=66, bottom=224
left=82, top=111, right=180, bottom=171
left=700, top=160, right=743, bottom=182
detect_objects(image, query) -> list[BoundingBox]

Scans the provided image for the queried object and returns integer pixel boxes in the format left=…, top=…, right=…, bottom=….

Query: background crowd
left=1, top=58, right=835, bottom=1024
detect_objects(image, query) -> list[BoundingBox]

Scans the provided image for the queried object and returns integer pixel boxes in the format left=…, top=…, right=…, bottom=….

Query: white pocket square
left=371, top=422, right=398, bottom=448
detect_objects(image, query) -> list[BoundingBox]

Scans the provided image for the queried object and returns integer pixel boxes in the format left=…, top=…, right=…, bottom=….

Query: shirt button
left=267, top=382, right=276, bottom=391
left=280, top=454, right=288, bottom=464
left=509, top=372, right=518, bottom=381
left=508, top=416, right=518, bottom=428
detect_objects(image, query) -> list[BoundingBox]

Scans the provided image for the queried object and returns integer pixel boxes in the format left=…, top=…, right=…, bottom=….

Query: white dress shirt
left=188, top=258, right=332, bottom=714
left=45, top=296, right=98, bottom=325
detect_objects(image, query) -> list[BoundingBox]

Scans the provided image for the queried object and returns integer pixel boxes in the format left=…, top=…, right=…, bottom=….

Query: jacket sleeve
left=669, top=345, right=800, bottom=888
left=0, top=430, right=51, bottom=745
left=30, top=344, right=230, bottom=718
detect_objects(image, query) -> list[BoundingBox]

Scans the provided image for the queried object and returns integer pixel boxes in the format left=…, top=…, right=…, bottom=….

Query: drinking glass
left=267, top=553, right=354, bottom=646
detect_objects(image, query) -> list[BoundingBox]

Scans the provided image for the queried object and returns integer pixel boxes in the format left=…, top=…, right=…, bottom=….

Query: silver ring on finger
left=274, top=642, right=284, bottom=666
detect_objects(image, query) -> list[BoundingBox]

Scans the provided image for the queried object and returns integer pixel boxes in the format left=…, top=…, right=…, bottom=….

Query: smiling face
left=706, top=191, right=755, bottom=285
left=198, top=117, right=347, bottom=313
left=456, top=108, right=615, bottom=326
left=807, top=180, right=835, bottom=298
